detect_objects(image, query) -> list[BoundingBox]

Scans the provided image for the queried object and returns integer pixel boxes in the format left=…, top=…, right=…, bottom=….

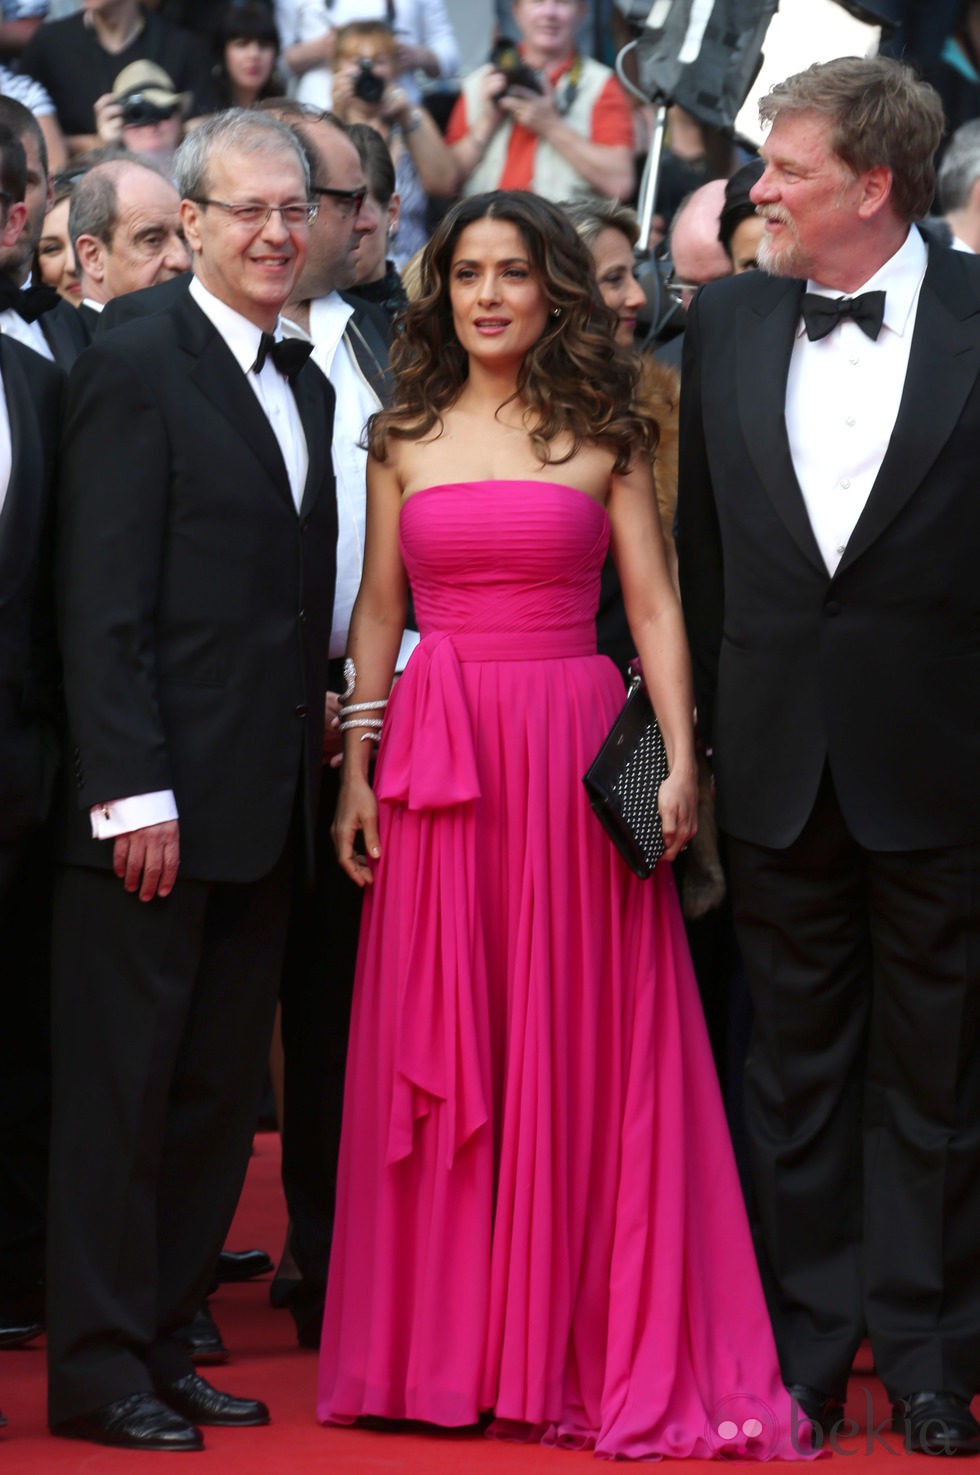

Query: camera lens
left=353, top=59, right=385, bottom=105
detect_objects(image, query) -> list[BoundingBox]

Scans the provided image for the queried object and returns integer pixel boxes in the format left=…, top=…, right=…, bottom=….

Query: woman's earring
left=551, top=306, right=561, bottom=318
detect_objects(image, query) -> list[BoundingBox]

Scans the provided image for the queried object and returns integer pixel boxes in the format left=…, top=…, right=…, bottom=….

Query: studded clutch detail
left=583, top=674, right=669, bottom=879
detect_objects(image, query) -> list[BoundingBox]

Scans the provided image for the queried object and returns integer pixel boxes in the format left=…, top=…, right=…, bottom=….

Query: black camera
left=352, top=58, right=386, bottom=105
left=119, top=91, right=177, bottom=127
left=489, top=38, right=543, bottom=97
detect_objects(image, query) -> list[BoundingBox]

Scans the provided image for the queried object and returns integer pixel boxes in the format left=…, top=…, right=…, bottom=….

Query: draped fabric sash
left=375, top=627, right=596, bottom=1168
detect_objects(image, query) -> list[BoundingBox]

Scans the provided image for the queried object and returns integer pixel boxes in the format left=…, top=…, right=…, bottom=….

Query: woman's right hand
left=332, top=771, right=381, bottom=886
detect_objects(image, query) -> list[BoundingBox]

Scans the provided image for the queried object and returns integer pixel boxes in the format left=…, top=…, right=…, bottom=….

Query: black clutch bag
left=583, top=674, right=669, bottom=879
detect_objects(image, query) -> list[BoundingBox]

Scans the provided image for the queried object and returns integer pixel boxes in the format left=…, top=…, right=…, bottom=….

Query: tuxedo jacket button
left=824, top=599, right=841, bottom=617
left=294, top=704, right=309, bottom=716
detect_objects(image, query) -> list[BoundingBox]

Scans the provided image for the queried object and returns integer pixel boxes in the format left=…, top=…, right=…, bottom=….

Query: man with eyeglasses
left=46, top=108, right=338, bottom=1453
left=266, top=105, right=410, bottom=1351
left=653, top=178, right=732, bottom=367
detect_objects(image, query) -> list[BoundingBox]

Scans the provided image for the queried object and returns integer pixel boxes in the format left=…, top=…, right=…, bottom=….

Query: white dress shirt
left=785, top=227, right=927, bottom=576
left=288, top=292, right=417, bottom=668
left=90, top=277, right=311, bottom=839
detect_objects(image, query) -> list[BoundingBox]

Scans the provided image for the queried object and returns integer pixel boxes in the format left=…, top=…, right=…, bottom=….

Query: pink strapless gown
left=317, top=483, right=815, bottom=1460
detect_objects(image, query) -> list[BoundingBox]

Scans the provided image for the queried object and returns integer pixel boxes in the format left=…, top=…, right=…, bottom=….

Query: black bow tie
left=252, top=332, right=312, bottom=379
left=801, top=289, right=886, bottom=343
left=0, top=275, right=60, bottom=323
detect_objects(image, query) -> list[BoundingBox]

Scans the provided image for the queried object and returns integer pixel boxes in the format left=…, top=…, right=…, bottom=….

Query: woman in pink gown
left=320, top=191, right=815, bottom=1461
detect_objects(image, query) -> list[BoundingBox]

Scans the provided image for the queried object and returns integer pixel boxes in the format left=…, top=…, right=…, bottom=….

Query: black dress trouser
left=46, top=849, right=293, bottom=1425
left=726, top=767, right=980, bottom=1402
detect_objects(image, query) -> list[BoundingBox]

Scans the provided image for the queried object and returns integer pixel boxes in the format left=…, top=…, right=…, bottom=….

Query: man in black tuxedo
left=47, top=108, right=337, bottom=1453
left=0, top=121, right=62, bottom=1423
left=678, top=56, right=980, bottom=1457
left=0, top=96, right=89, bottom=371
left=271, top=104, right=397, bottom=1347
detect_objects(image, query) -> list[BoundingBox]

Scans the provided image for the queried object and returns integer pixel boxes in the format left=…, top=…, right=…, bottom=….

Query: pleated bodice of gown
left=317, top=481, right=816, bottom=1461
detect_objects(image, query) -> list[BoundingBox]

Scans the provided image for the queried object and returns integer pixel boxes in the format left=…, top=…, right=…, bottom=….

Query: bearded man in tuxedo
left=678, top=56, right=980, bottom=1457
left=47, top=108, right=337, bottom=1453
left=0, top=118, right=62, bottom=1424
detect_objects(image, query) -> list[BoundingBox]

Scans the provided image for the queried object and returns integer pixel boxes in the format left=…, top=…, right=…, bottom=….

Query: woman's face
left=225, top=36, right=277, bottom=98
left=729, top=214, right=764, bottom=275
left=36, top=196, right=81, bottom=305
left=590, top=226, right=645, bottom=347
left=448, top=217, right=549, bottom=368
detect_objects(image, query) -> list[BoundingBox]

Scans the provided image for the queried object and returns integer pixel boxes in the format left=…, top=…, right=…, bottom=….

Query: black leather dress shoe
left=785, top=1383, right=846, bottom=1444
left=174, top=1302, right=228, bottom=1365
left=159, top=1373, right=269, bottom=1427
left=0, top=1318, right=44, bottom=1349
left=214, top=1249, right=274, bottom=1285
left=893, top=1392, right=980, bottom=1456
left=52, top=1392, right=203, bottom=1451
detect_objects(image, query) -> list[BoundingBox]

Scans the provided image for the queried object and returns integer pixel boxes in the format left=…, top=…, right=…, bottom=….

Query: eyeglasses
left=310, top=185, right=367, bottom=220
left=665, top=275, right=700, bottom=300
left=190, top=198, right=318, bottom=228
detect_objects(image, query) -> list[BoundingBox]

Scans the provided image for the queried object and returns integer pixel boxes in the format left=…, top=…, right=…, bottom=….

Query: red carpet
left=0, top=1131, right=968, bottom=1470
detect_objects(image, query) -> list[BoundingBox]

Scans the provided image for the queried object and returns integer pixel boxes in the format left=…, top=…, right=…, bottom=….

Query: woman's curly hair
left=367, top=190, right=657, bottom=474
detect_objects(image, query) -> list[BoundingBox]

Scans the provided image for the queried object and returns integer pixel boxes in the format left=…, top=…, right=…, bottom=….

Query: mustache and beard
left=755, top=207, right=801, bottom=277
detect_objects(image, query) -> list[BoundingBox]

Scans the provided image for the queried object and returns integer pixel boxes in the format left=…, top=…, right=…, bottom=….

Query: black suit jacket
left=57, top=285, right=338, bottom=882
left=0, top=337, right=62, bottom=848
left=677, top=243, right=980, bottom=852
left=41, top=297, right=90, bottom=371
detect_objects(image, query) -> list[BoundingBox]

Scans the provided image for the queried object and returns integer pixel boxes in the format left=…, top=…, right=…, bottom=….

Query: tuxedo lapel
left=735, top=278, right=826, bottom=574
left=171, top=291, right=296, bottom=511
left=40, top=298, right=89, bottom=372
left=838, top=251, right=980, bottom=574
left=0, top=339, right=41, bottom=582
left=292, top=364, right=332, bottom=516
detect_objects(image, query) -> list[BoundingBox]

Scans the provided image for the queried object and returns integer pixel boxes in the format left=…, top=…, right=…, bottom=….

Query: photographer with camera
left=93, top=61, right=188, bottom=181
left=274, top=0, right=458, bottom=114
left=329, top=20, right=456, bottom=268
left=21, top=0, right=215, bottom=159
left=446, top=0, right=635, bottom=205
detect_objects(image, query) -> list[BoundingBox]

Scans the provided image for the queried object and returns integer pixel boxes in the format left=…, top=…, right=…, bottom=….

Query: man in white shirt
left=0, top=95, right=87, bottom=369
left=678, top=56, right=980, bottom=1458
left=0, top=116, right=61, bottom=1428
left=269, top=106, right=404, bottom=1348
left=47, top=109, right=337, bottom=1453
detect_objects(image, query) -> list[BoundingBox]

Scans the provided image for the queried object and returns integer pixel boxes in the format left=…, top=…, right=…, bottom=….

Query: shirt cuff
left=90, top=790, right=178, bottom=840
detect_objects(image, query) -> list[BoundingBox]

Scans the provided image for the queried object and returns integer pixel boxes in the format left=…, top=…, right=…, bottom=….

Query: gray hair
left=938, top=119, right=980, bottom=213
left=174, top=108, right=310, bottom=201
left=561, top=198, right=639, bottom=253
left=758, top=56, right=943, bottom=223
